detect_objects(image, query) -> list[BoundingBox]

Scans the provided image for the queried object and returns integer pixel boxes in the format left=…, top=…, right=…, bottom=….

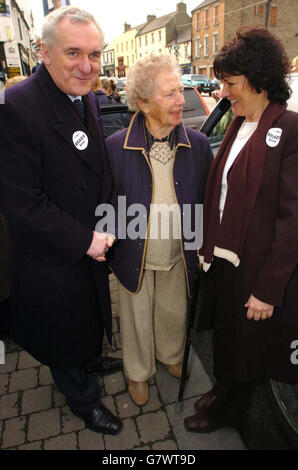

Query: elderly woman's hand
left=245, top=294, right=274, bottom=321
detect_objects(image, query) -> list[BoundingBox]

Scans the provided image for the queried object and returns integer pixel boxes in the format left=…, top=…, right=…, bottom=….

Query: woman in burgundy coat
left=185, top=27, right=298, bottom=433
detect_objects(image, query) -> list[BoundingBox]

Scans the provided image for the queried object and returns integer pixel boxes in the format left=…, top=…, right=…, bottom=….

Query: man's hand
left=245, top=294, right=274, bottom=321
left=87, top=232, right=115, bottom=262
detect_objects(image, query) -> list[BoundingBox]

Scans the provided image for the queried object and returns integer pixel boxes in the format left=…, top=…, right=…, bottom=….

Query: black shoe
left=71, top=403, right=123, bottom=435
left=85, top=356, right=123, bottom=375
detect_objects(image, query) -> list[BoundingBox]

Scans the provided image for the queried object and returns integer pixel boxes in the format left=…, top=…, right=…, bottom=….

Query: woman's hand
left=245, top=294, right=274, bottom=321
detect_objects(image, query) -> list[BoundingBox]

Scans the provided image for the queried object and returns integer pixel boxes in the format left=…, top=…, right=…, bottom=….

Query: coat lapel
left=35, top=64, right=103, bottom=178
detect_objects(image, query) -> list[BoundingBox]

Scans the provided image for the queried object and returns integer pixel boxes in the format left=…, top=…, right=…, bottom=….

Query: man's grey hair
left=42, top=6, right=104, bottom=47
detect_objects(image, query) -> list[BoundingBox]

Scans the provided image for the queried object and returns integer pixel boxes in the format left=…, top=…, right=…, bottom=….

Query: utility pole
left=265, top=0, right=272, bottom=28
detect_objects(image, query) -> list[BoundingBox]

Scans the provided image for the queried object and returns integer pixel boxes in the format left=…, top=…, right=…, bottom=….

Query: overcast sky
left=28, top=0, right=204, bottom=42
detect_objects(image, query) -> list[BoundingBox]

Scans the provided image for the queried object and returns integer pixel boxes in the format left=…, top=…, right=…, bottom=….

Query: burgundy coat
left=106, top=112, right=214, bottom=296
left=198, top=108, right=298, bottom=383
left=0, top=64, right=113, bottom=367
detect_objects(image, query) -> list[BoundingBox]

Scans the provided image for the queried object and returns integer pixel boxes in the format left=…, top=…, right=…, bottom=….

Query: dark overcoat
left=106, top=112, right=214, bottom=296
left=198, top=109, right=298, bottom=384
left=0, top=214, right=10, bottom=303
left=0, top=64, right=113, bottom=367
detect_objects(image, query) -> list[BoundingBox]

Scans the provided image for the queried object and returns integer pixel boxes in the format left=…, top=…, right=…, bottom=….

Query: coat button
left=136, top=267, right=140, bottom=272
left=175, top=181, right=179, bottom=186
left=81, top=180, right=87, bottom=190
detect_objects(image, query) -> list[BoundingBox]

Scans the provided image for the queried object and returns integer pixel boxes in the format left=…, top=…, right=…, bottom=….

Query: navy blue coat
left=0, top=64, right=113, bottom=367
left=106, top=112, right=213, bottom=295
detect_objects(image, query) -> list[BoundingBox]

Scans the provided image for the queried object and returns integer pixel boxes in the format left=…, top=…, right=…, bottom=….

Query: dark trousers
left=50, top=361, right=102, bottom=414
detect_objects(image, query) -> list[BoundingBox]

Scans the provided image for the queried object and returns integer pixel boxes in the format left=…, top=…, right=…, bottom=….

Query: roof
left=192, top=0, right=219, bottom=12
left=136, top=12, right=176, bottom=36
left=167, top=27, right=191, bottom=46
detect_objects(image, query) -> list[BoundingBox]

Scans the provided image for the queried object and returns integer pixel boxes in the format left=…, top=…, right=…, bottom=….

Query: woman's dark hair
left=214, top=26, right=291, bottom=103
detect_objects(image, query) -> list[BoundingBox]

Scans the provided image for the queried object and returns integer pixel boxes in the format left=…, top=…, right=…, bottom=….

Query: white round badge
left=73, top=131, right=89, bottom=151
left=266, top=128, right=282, bottom=148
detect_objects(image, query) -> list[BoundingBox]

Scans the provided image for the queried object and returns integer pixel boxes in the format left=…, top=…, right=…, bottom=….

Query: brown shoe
left=128, top=380, right=149, bottom=406
left=184, top=408, right=221, bottom=433
left=194, top=388, right=216, bottom=412
left=165, top=363, right=183, bottom=379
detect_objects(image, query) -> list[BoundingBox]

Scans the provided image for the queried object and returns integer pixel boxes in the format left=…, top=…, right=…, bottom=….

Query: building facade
left=102, top=41, right=115, bottom=77
left=136, top=3, right=191, bottom=61
left=0, top=0, right=32, bottom=80
left=166, top=25, right=192, bottom=74
left=224, top=0, right=298, bottom=64
left=113, top=22, right=145, bottom=77
left=191, top=0, right=225, bottom=78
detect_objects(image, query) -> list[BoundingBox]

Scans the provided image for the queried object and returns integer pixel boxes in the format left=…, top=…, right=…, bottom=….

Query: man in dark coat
left=0, top=7, right=122, bottom=435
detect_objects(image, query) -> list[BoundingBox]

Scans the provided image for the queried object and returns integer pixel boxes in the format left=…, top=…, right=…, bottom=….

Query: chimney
left=176, top=2, right=186, bottom=14
left=147, top=15, right=156, bottom=23
left=124, top=22, right=131, bottom=33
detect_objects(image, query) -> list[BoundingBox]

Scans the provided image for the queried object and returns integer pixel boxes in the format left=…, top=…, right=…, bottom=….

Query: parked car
left=181, top=74, right=215, bottom=96
left=195, top=97, right=298, bottom=450
left=100, top=85, right=210, bottom=137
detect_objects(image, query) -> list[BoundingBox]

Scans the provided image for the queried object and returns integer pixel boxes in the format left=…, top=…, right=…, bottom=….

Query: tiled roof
left=136, top=12, right=176, bottom=36
left=192, top=0, right=219, bottom=12
left=167, top=27, right=191, bottom=45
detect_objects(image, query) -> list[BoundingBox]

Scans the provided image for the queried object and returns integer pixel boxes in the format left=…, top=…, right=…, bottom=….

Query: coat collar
left=124, top=111, right=191, bottom=152
left=34, top=63, right=102, bottom=177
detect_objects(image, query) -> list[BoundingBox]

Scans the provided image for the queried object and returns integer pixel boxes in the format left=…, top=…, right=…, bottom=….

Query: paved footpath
left=0, top=276, right=246, bottom=451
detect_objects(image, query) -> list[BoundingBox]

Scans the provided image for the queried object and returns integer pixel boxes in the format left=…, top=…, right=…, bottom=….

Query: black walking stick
left=177, top=263, right=204, bottom=409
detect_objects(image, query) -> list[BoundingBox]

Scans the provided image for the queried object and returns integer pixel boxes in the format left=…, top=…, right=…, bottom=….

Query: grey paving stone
left=53, top=386, right=67, bottom=407
left=0, top=352, right=18, bottom=374
left=78, top=428, right=105, bottom=450
left=166, top=400, right=247, bottom=450
left=18, top=441, right=43, bottom=450
left=1, top=416, right=26, bottom=449
left=0, top=374, right=9, bottom=395
left=44, top=433, right=77, bottom=450
left=152, top=440, right=178, bottom=450
left=0, top=392, right=19, bottom=419
left=137, top=410, right=170, bottom=444
left=39, top=366, right=54, bottom=386
left=141, top=385, right=162, bottom=413
left=9, top=368, right=38, bottom=393
left=27, top=408, right=61, bottom=441
left=104, top=418, right=140, bottom=450
left=103, top=371, right=126, bottom=395
left=18, top=351, right=41, bottom=369
left=101, top=395, right=117, bottom=416
left=61, top=406, right=84, bottom=434
left=21, top=386, right=52, bottom=414
left=115, top=392, right=139, bottom=419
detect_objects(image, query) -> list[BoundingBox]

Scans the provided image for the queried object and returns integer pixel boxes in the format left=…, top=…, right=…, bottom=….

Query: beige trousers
left=118, top=259, right=187, bottom=382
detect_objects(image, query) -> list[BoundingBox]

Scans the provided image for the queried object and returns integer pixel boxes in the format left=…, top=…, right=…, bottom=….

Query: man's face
left=42, top=18, right=102, bottom=97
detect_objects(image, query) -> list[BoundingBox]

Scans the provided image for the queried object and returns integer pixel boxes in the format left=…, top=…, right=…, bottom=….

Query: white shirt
left=219, top=120, right=258, bottom=221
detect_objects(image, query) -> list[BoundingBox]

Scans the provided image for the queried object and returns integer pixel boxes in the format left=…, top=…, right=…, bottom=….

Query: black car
left=196, top=98, right=298, bottom=450
left=100, top=86, right=210, bottom=137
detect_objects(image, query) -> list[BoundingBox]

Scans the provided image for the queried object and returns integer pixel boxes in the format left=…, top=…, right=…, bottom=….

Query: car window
left=101, top=111, right=133, bottom=138
left=183, top=87, right=207, bottom=118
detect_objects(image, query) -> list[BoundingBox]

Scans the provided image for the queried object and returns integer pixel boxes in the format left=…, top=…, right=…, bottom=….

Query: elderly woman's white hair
left=42, top=6, right=103, bottom=47
left=126, top=54, right=182, bottom=112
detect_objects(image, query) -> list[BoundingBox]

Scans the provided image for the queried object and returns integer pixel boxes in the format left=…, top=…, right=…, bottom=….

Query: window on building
left=204, top=9, right=209, bottom=28
left=152, top=33, right=154, bottom=44
left=145, top=35, right=148, bottom=46
left=196, top=38, right=200, bottom=57
left=213, top=32, right=219, bottom=54
left=132, top=54, right=134, bottom=64
left=254, top=5, right=264, bottom=15
left=196, top=12, right=200, bottom=31
left=214, top=5, right=219, bottom=24
left=131, top=40, right=134, bottom=49
left=18, top=19, right=23, bottom=40
left=139, top=37, right=142, bottom=47
left=126, top=41, right=128, bottom=51
left=127, top=56, right=129, bottom=67
left=270, top=6, right=277, bottom=25
left=121, top=43, right=123, bottom=52
left=159, top=31, right=162, bottom=42
left=185, top=45, right=188, bottom=59
left=204, top=35, right=209, bottom=56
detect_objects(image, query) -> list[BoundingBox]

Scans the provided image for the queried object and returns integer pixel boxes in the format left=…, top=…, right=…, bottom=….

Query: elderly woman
left=185, top=27, right=298, bottom=433
left=106, top=54, right=213, bottom=406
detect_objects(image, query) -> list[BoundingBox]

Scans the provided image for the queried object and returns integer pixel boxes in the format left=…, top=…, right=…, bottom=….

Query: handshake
left=87, top=231, right=115, bottom=262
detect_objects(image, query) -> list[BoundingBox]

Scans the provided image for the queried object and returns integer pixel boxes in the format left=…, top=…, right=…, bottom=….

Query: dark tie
left=73, top=98, right=85, bottom=121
